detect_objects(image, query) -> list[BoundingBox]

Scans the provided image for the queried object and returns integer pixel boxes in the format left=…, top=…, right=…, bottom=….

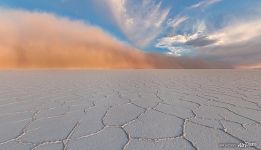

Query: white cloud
left=167, top=16, right=188, bottom=30
left=157, top=19, right=261, bottom=49
left=193, top=20, right=261, bottom=66
left=156, top=21, right=208, bottom=56
left=189, top=0, right=222, bottom=9
left=165, top=47, right=188, bottom=56
left=208, top=20, right=261, bottom=46
left=156, top=19, right=261, bottom=67
left=105, top=0, right=170, bottom=47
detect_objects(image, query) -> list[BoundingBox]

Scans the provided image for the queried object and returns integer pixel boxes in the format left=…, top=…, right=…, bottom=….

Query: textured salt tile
left=218, top=95, right=259, bottom=109
left=196, top=105, right=255, bottom=125
left=126, top=138, right=195, bottom=150
left=189, top=118, right=224, bottom=129
left=0, top=111, right=33, bottom=124
left=0, top=141, right=32, bottom=150
left=125, top=109, right=183, bottom=138
left=196, top=105, right=223, bottom=117
left=36, top=143, right=63, bottom=150
left=36, top=106, right=69, bottom=119
left=182, top=95, right=208, bottom=104
left=21, top=112, right=83, bottom=144
left=94, top=95, right=129, bottom=107
left=0, top=120, right=30, bottom=143
left=157, top=90, right=186, bottom=102
left=71, top=106, right=107, bottom=138
left=161, top=99, right=199, bottom=110
left=155, top=103, right=194, bottom=119
left=0, top=101, right=37, bottom=114
left=131, top=98, right=159, bottom=108
left=66, top=100, right=94, bottom=112
left=68, top=127, right=128, bottom=150
left=221, top=120, right=261, bottom=149
left=185, top=122, right=240, bottom=150
left=226, top=106, right=261, bottom=124
left=104, top=103, right=145, bottom=126
left=131, top=94, right=159, bottom=108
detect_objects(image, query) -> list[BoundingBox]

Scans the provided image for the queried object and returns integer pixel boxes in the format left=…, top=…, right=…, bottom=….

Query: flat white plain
left=0, top=70, right=260, bottom=150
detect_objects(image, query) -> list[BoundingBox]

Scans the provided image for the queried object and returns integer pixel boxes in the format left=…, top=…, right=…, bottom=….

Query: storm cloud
left=0, top=8, right=230, bottom=69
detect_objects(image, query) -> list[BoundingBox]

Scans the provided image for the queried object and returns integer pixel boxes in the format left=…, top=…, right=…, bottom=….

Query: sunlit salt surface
left=0, top=70, right=260, bottom=150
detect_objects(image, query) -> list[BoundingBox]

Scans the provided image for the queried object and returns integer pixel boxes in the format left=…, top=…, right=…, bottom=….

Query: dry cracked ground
left=0, top=70, right=261, bottom=150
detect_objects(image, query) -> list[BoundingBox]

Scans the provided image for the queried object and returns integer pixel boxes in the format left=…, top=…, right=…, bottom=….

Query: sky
left=0, top=0, right=261, bottom=69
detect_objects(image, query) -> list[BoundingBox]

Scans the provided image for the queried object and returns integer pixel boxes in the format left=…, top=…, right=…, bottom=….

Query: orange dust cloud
left=0, top=9, right=230, bottom=69
left=236, top=64, right=261, bottom=69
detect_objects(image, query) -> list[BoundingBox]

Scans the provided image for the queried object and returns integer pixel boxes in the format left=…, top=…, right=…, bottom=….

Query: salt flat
left=0, top=70, right=260, bottom=150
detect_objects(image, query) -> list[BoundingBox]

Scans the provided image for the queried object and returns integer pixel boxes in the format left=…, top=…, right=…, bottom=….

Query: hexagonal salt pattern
left=0, top=70, right=260, bottom=150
